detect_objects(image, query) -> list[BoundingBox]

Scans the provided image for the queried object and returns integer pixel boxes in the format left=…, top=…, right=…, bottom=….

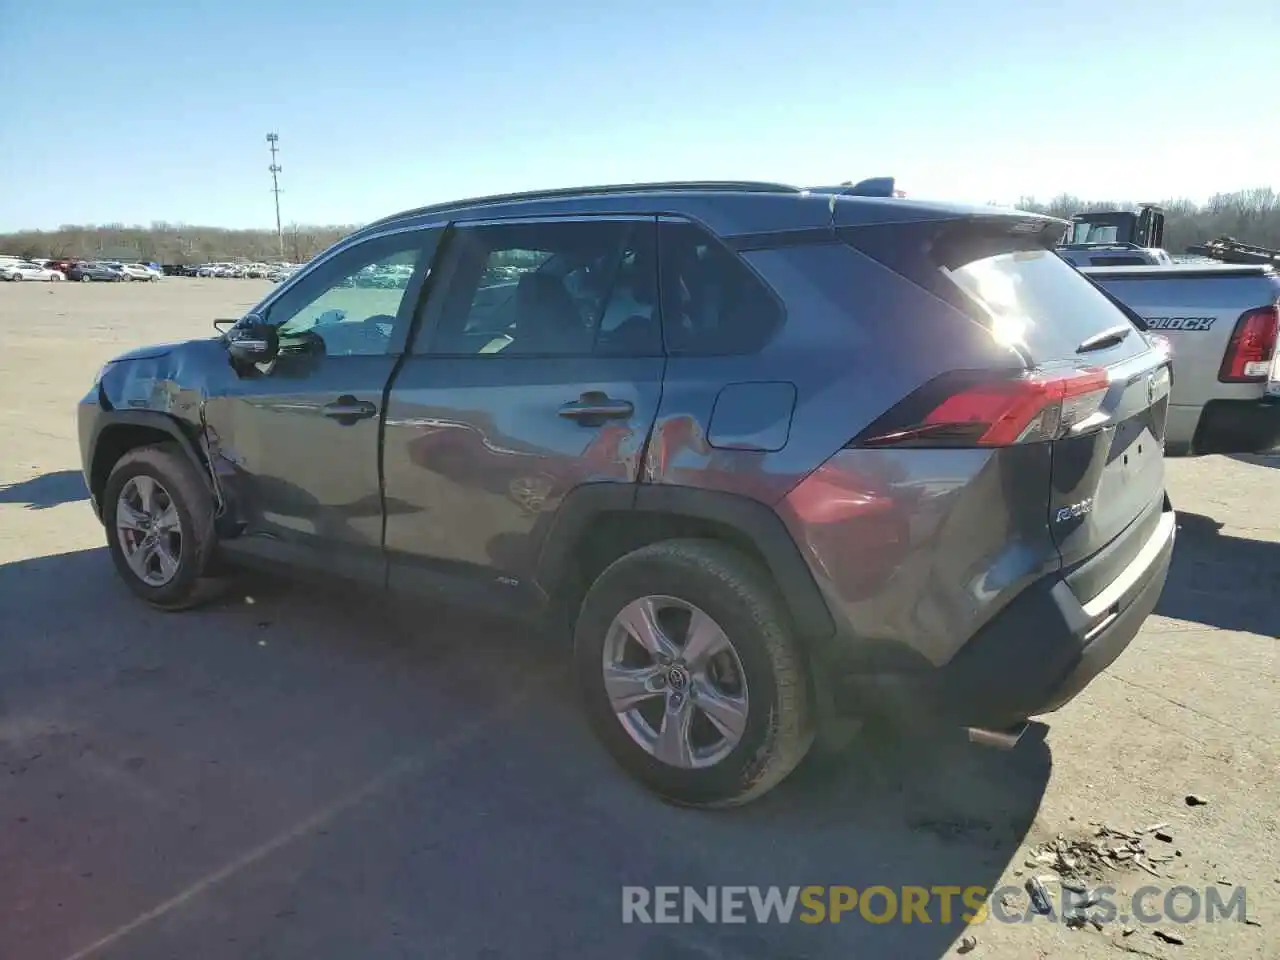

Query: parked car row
left=0, top=256, right=163, bottom=282
left=1, top=256, right=303, bottom=285
left=0, top=259, right=66, bottom=281
left=171, top=261, right=300, bottom=281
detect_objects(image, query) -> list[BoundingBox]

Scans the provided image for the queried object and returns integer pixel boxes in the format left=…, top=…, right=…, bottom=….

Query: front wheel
left=102, top=443, right=217, bottom=610
left=574, top=539, right=813, bottom=807
left=10, top=274, right=21, bottom=282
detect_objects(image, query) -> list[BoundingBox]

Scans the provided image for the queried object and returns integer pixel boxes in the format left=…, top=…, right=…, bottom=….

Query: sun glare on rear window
left=943, top=256, right=1029, bottom=350
left=944, top=248, right=1146, bottom=362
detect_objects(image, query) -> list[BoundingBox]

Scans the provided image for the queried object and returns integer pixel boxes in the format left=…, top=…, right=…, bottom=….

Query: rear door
left=381, top=215, right=664, bottom=609
left=944, top=245, right=1172, bottom=584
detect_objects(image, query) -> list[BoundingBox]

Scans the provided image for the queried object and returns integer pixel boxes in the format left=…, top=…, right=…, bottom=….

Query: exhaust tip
left=966, top=722, right=1029, bottom=750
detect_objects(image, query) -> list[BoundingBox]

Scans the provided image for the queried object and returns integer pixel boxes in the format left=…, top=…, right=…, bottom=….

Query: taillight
left=1218, top=305, right=1279, bottom=383
left=854, top=367, right=1110, bottom=448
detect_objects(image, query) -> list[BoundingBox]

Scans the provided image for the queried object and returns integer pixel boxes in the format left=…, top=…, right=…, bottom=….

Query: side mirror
left=226, top=314, right=279, bottom=364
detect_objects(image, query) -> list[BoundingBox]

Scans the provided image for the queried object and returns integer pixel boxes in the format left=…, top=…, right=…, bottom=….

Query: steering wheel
left=361, top=313, right=397, bottom=341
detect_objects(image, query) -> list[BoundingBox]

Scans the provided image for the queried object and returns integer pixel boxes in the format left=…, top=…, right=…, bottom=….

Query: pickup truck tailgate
left=1083, top=264, right=1280, bottom=453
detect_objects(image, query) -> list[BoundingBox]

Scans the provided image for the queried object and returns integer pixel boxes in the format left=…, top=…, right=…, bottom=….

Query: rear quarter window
left=658, top=221, right=783, bottom=356
left=945, top=249, right=1146, bottom=362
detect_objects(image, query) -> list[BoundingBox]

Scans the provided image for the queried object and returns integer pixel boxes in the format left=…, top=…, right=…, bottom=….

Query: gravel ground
left=0, top=279, right=1276, bottom=960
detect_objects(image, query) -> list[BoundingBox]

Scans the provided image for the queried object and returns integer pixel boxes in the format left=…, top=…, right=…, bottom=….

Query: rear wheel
left=80, top=274, right=92, bottom=283
left=102, top=443, right=217, bottom=610
left=574, top=539, right=813, bottom=807
left=10, top=274, right=21, bottom=282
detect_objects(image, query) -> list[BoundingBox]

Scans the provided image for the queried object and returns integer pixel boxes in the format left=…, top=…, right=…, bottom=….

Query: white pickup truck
left=1082, top=263, right=1280, bottom=456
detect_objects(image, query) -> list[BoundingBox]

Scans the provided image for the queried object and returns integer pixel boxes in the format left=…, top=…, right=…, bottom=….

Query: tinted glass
left=946, top=248, right=1145, bottom=362
left=420, top=219, right=659, bottom=357
left=265, top=232, right=431, bottom=358
left=1089, top=256, right=1148, bottom=266
left=658, top=221, right=782, bottom=356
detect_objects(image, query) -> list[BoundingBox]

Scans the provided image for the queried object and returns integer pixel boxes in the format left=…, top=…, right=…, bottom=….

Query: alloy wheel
left=115, top=475, right=183, bottom=586
left=602, top=595, right=750, bottom=769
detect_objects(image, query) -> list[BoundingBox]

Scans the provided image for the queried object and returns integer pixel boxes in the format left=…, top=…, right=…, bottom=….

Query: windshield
left=1069, top=222, right=1120, bottom=244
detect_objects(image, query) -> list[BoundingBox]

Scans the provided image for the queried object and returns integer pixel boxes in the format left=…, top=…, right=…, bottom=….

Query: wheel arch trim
left=534, top=482, right=835, bottom=641
left=87, top=410, right=216, bottom=516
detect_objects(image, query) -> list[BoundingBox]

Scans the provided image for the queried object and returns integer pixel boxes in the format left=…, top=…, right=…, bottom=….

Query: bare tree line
left=2, top=187, right=1278, bottom=263
left=0, top=222, right=360, bottom=264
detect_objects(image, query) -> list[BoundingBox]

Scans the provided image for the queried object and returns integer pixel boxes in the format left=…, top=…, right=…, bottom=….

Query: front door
left=206, top=227, right=441, bottom=583
left=382, top=216, right=664, bottom=608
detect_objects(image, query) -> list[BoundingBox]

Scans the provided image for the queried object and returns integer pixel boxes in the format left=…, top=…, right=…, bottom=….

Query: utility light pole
left=266, top=132, right=283, bottom=258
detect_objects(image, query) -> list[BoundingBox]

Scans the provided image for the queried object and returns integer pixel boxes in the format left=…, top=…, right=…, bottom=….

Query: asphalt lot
left=0, top=279, right=1276, bottom=960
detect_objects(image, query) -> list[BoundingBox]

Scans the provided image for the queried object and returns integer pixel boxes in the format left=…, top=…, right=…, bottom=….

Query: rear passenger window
left=659, top=221, right=783, bottom=356
left=418, top=219, right=660, bottom=357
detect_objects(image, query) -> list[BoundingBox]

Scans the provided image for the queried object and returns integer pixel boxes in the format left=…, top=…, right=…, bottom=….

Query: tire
left=102, top=442, right=217, bottom=611
left=122, top=274, right=134, bottom=281
left=10, top=274, right=21, bottom=281
left=80, top=275, right=92, bottom=282
left=574, top=539, right=813, bottom=808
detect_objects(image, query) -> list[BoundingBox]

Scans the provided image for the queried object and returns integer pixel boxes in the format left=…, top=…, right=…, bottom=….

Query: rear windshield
left=944, top=249, right=1145, bottom=362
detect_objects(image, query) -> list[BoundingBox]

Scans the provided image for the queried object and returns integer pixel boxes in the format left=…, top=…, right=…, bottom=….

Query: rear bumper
left=1192, top=397, right=1280, bottom=455
left=832, top=504, right=1176, bottom=730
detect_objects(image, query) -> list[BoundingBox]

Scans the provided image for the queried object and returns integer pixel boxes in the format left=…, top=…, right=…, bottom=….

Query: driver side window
left=264, top=231, right=433, bottom=358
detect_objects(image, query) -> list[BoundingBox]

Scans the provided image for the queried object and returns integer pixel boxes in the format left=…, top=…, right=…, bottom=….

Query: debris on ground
left=956, top=933, right=977, bottom=954
left=1140, top=822, right=1170, bottom=834
left=1153, top=929, right=1185, bottom=945
left=1023, top=826, right=1168, bottom=880
left=1026, top=876, right=1053, bottom=914
left=1154, top=829, right=1175, bottom=843
left=1185, top=794, right=1209, bottom=807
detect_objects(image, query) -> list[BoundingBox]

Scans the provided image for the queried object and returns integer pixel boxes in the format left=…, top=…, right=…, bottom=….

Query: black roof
left=341, top=178, right=1060, bottom=249
left=365, top=180, right=802, bottom=229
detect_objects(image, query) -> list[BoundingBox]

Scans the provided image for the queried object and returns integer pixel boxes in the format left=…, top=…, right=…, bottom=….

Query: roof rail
left=366, top=180, right=803, bottom=229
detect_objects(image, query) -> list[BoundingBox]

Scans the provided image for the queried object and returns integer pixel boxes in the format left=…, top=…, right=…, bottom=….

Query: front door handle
left=558, top=392, right=634, bottom=427
left=322, top=396, right=378, bottom=425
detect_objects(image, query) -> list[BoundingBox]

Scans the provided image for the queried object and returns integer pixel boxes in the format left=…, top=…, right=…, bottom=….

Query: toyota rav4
left=78, top=179, right=1177, bottom=807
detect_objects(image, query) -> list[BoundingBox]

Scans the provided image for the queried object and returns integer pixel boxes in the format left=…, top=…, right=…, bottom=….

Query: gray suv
left=77, top=180, right=1177, bottom=807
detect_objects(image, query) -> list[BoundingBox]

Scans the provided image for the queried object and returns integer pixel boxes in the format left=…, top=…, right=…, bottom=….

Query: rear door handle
left=558, top=392, right=634, bottom=426
left=322, top=396, right=378, bottom=424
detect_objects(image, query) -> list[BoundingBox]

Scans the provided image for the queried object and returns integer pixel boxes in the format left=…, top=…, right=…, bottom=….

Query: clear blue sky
left=0, top=1, right=1274, bottom=231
